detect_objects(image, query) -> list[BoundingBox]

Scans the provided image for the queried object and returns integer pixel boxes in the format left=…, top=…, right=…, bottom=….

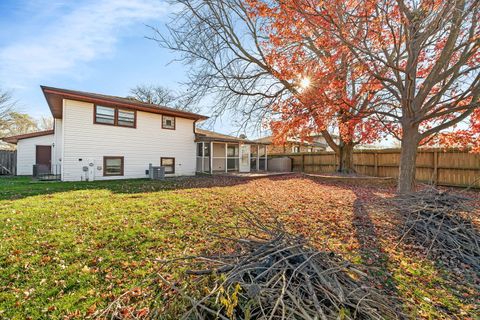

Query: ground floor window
left=103, top=156, right=124, bottom=176
left=161, top=157, right=175, bottom=173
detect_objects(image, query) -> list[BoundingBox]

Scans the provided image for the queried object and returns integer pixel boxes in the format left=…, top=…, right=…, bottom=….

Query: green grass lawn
left=0, top=175, right=478, bottom=319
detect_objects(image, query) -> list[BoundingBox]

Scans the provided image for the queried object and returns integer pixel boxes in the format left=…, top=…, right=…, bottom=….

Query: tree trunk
left=397, top=127, right=420, bottom=194
left=337, top=141, right=355, bottom=173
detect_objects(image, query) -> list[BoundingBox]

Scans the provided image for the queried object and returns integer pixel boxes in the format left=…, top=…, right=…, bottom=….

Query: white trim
left=209, top=141, right=213, bottom=174
left=224, top=142, right=228, bottom=172
left=61, top=100, right=66, bottom=180
left=265, top=146, right=268, bottom=171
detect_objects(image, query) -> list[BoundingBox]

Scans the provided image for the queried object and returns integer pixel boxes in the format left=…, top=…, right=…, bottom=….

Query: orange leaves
left=244, top=0, right=386, bottom=148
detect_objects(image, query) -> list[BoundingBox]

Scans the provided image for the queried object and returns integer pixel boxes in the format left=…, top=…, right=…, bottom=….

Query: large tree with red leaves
left=276, top=0, right=480, bottom=193
left=247, top=1, right=388, bottom=172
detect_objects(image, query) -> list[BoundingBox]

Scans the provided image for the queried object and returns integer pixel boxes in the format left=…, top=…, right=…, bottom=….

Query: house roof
left=254, top=135, right=327, bottom=149
left=2, top=130, right=54, bottom=144
left=195, top=128, right=268, bottom=144
left=41, top=86, right=209, bottom=121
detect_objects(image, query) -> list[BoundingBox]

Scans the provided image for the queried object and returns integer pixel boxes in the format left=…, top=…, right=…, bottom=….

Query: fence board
left=0, top=150, right=16, bottom=175
left=272, top=148, right=480, bottom=188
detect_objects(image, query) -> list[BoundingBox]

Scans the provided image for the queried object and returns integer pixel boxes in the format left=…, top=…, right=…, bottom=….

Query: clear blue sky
left=0, top=0, right=240, bottom=135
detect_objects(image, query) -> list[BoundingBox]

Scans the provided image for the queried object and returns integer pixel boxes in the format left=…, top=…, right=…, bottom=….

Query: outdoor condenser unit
left=148, top=163, right=165, bottom=180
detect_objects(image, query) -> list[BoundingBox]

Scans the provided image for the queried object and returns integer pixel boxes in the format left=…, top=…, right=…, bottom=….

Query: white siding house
left=3, top=86, right=208, bottom=181
left=3, top=87, right=272, bottom=181
left=61, top=99, right=197, bottom=181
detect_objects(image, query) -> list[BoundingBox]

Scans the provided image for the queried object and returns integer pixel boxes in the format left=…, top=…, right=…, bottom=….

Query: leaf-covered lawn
left=0, top=175, right=478, bottom=319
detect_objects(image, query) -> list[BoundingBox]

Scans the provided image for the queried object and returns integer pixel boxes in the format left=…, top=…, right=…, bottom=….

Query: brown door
left=36, top=145, right=52, bottom=171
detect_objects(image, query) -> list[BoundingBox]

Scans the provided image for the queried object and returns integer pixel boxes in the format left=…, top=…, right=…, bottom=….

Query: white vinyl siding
left=53, top=118, right=62, bottom=168
left=61, top=99, right=196, bottom=181
left=16, top=134, right=54, bottom=175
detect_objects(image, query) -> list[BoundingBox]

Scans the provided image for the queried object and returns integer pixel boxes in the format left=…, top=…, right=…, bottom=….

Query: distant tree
left=128, top=84, right=199, bottom=112
left=3, top=112, right=38, bottom=136
left=37, top=116, right=54, bottom=131
left=0, top=89, right=15, bottom=138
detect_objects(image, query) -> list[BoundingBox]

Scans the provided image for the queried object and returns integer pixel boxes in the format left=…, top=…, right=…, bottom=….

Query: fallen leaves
left=0, top=175, right=477, bottom=319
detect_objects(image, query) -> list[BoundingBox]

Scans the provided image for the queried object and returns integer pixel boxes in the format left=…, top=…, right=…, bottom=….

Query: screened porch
left=195, top=141, right=268, bottom=174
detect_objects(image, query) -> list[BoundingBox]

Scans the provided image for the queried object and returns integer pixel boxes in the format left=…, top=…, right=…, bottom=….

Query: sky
left=0, top=0, right=239, bottom=135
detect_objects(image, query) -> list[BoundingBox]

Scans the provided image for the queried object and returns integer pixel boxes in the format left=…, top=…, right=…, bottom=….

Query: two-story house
left=3, top=86, right=268, bottom=181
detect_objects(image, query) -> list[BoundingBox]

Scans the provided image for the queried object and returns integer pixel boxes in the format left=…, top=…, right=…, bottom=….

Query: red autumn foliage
left=246, top=0, right=388, bottom=151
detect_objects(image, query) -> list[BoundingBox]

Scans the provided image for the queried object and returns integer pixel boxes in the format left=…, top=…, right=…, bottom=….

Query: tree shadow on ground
left=304, top=174, right=406, bottom=315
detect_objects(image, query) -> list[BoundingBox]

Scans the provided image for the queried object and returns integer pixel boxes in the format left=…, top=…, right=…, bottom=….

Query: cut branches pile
left=156, top=216, right=402, bottom=319
left=393, top=188, right=479, bottom=270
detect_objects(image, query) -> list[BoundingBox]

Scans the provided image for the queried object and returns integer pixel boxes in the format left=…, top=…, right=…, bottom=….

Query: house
left=254, top=135, right=333, bottom=154
left=2, top=86, right=268, bottom=181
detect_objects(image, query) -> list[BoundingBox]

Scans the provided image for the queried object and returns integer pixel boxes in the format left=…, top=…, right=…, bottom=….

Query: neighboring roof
left=254, top=135, right=327, bottom=149
left=310, top=133, right=340, bottom=140
left=41, top=86, right=208, bottom=121
left=195, top=128, right=268, bottom=144
left=2, top=130, right=54, bottom=144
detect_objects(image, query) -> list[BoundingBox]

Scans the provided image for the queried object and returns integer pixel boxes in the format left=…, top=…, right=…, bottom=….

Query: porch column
left=210, top=141, right=213, bottom=174
left=256, top=145, right=260, bottom=171
left=201, top=142, right=205, bottom=173
left=225, top=143, right=228, bottom=172
left=265, top=145, right=268, bottom=171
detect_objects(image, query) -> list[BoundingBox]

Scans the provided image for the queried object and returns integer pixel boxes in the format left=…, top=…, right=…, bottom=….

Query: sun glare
left=299, top=77, right=311, bottom=89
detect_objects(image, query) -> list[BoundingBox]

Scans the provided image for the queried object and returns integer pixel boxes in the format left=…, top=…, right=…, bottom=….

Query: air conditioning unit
left=148, top=164, right=165, bottom=180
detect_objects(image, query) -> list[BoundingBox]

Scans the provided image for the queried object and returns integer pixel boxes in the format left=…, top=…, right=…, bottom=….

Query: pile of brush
left=394, top=188, right=479, bottom=270
left=155, top=218, right=401, bottom=320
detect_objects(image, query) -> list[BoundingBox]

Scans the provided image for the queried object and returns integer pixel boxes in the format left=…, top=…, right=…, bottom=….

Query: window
left=293, top=146, right=300, bottom=153
left=103, top=156, right=124, bottom=176
left=95, top=106, right=115, bottom=125
left=162, top=115, right=175, bottom=130
left=94, top=105, right=136, bottom=128
left=117, top=109, right=135, bottom=127
left=161, top=157, right=175, bottom=174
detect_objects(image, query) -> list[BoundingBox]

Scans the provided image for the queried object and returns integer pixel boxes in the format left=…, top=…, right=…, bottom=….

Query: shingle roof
left=254, top=135, right=327, bottom=148
left=195, top=129, right=268, bottom=144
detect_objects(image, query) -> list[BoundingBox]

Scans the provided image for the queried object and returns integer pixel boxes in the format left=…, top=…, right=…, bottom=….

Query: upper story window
left=94, top=105, right=136, bottom=128
left=162, top=115, right=175, bottom=130
left=95, top=106, right=115, bottom=125
left=292, top=146, right=300, bottom=153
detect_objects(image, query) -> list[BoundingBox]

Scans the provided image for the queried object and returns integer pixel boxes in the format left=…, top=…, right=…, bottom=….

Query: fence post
left=301, top=154, right=305, bottom=172
left=333, top=153, right=336, bottom=171
left=433, top=150, right=438, bottom=185
left=374, top=152, right=379, bottom=177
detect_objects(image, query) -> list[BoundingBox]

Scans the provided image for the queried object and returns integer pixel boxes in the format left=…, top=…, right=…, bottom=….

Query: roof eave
left=1, top=129, right=55, bottom=144
left=41, top=86, right=209, bottom=121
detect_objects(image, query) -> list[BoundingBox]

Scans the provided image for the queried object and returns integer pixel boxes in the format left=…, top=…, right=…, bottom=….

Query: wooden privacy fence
left=272, top=148, right=480, bottom=188
left=0, top=150, right=16, bottom=175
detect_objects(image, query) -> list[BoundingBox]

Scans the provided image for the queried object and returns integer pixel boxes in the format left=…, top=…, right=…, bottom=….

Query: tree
left=128, top=84, right=199, bottom=112
left=152, top=0, right=385, bottom=172
left=0, top=89, right=15, bottom=138
left=285, top=0, right=479, bottom=192
left=37, top=116, right=54, bottom=131
left=247, top=2, right=388, bottom=172
left=2, top=112, right=38, bottom=137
